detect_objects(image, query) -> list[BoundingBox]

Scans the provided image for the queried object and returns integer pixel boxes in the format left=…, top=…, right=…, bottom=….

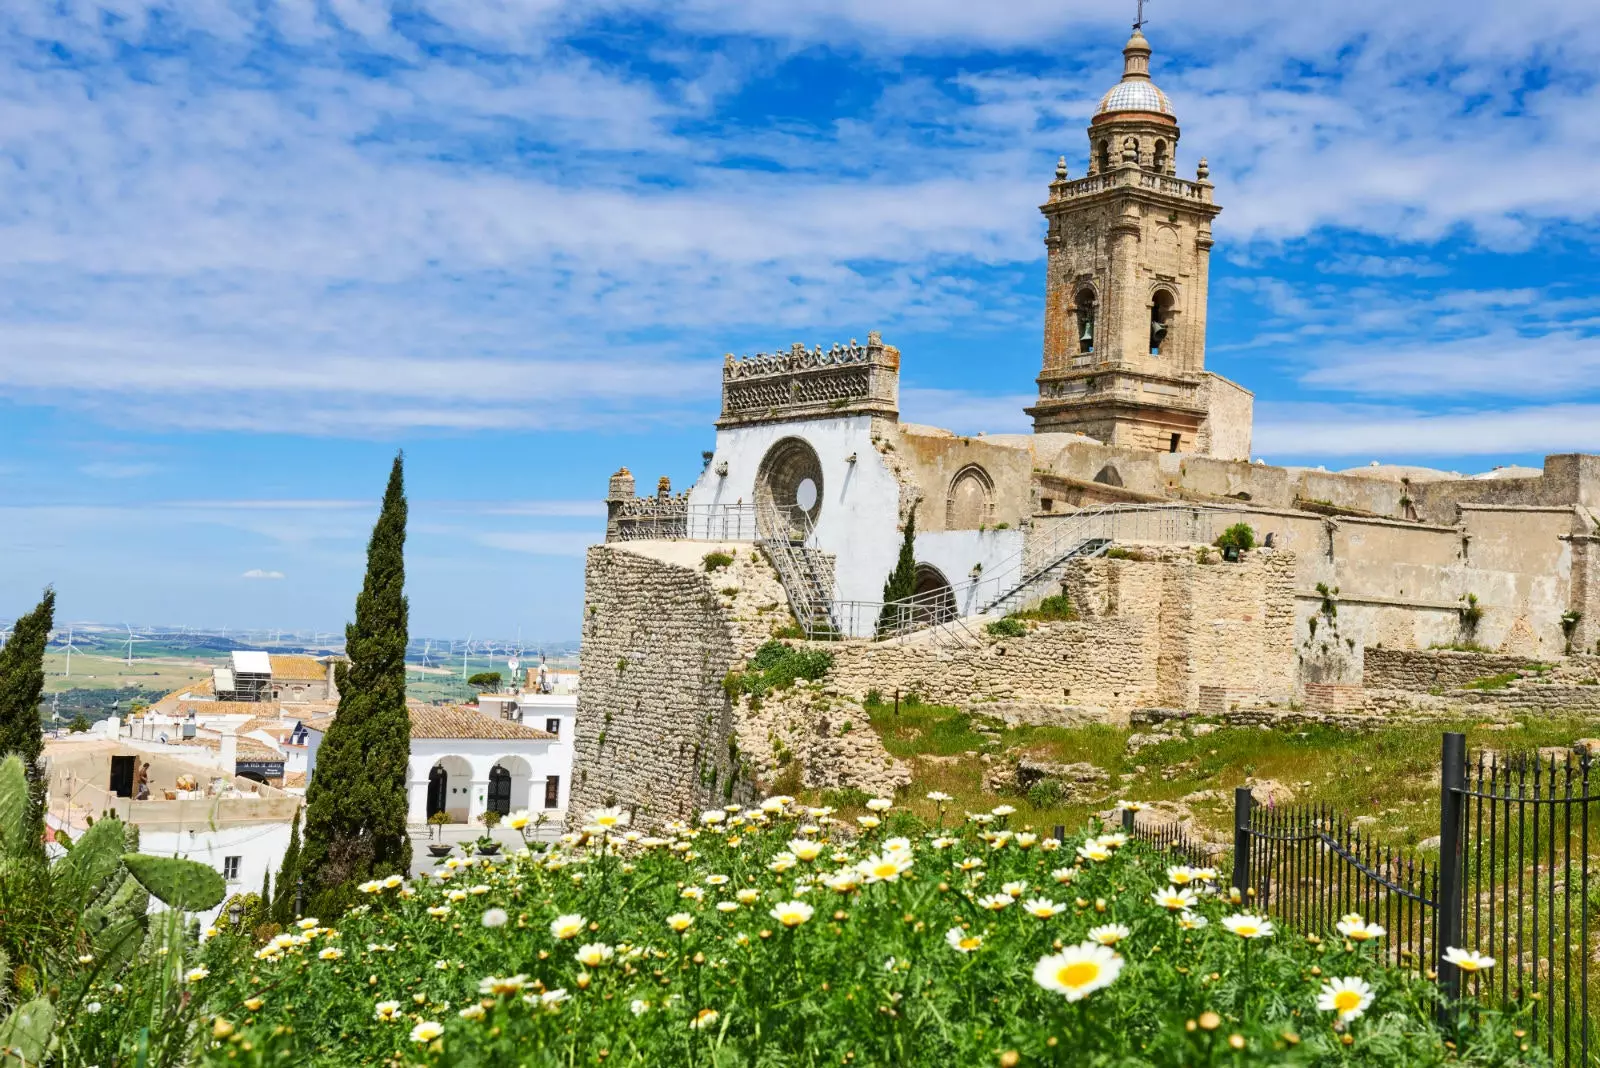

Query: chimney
left=220, top=725, right=238, bottom=776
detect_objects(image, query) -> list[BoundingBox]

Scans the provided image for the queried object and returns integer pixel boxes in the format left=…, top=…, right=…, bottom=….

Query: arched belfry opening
left=755, top=437, right=824, bottom=541
left=1150, top=289, right=1175, bottom=356
left=1074, top=288, right=1097, bottom=354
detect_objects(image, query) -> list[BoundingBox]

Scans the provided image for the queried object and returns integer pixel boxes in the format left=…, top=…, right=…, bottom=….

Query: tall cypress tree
left=301, top=455, right=411, bottom=910
left=0, top=589, right=53, bottom=764
left=876, top=511, right=918, bottom=634
left=0, top=589, right=55, bottom=844
left=272, top=805, right=302, bottom=924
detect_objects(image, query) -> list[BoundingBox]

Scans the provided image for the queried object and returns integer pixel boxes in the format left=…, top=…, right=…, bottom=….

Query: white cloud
left=1254, top=402, right=1600, bottom=459
left=241, top=569, right=286, bottom=580
left=78, top=462, right=162, bottom=479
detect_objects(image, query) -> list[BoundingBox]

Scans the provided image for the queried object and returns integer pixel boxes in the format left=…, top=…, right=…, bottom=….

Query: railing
left=1203, top=732, right=1600, bottom=1066
left=1050, top=168, right=1213, bottom=204
left=755, top=502, right=840, bottom=638
left=613, top=504, right=758, bottom=542
left=1119, top=807, right=1222, bottom=872
left=982, top=504, right=1209, bottom=616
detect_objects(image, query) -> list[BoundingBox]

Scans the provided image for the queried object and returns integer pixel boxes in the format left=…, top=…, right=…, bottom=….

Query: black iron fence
left=1120, top=732, right=1600, bottom=1066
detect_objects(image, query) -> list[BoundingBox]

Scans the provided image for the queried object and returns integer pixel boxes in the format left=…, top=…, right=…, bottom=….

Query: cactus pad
left=0, top=755, right=26, bottom=855
left=0, top=998, right=55, bottom=1064
left=121, top=853, right=226, bottom=912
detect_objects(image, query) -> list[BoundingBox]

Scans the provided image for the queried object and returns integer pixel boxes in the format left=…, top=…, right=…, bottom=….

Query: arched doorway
left=913, top=563, right=957, bottom=626
left=427, top=764, right=448, bottom=818
left=755, top=437, right=824, bottom=541
left=1093, top=465, right=1124, bottom=488
left=487, top=765, right=512, bottom=816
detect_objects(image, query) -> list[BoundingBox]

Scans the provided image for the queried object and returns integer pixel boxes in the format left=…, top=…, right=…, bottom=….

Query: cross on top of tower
left=1133, top=0, right=1149, bottom=31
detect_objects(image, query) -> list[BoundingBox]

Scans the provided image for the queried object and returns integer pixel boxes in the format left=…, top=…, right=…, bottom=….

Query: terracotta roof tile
left=269, top=655, right=327, bottom=680
left=408, top=705, right=557, bottom=741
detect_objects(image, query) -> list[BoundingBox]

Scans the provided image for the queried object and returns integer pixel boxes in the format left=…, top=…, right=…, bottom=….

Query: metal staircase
left=981, top=534, right=1112, bottom=616
left=756, top=503, right=840, bottom=638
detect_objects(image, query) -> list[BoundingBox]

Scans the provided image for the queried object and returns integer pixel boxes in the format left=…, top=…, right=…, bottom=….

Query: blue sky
left=2, top=0, right=1599, bottom=640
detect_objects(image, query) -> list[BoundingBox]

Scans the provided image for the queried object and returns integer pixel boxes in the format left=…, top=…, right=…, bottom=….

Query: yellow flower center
left=1334, top=990, right=1362, bottom=1013
left=1057, top=961, right=1101, bottom=990
left=959, top=937, right=981, bottom=950
left=1236, top=924, right=1258, bottom=936
left=1457, top=959, right=1478, bottom=972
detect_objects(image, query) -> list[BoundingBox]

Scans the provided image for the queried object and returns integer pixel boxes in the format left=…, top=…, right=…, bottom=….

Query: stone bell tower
left=1026, top=28, right=1233, bottom=455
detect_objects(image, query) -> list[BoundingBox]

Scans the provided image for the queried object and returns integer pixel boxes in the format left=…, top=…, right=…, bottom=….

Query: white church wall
left=914, top=530, right=1026, bottom=613
left=690, top=415, right=905, bottom=621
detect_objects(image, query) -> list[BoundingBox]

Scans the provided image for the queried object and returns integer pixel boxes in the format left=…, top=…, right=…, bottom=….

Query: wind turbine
left=122, top=624, right=150, bottom=667
left=461, top=635, right=474, bottom=680
left=61, top=627, right=81, bottom=679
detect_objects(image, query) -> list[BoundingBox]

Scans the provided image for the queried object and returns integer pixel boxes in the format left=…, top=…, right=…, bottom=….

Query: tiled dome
left=1094, top=29, right=1175, bottom=118
left=1097, top=80, right=1173, bottom=116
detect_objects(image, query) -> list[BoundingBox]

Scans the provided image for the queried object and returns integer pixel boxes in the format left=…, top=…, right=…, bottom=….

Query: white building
left=44, top=736, right=299, bottom=925
left=302, top=700, right=574, bottom=827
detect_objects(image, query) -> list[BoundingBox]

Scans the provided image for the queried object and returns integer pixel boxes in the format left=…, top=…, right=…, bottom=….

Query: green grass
left=833, top=705, right=1600, bottom=852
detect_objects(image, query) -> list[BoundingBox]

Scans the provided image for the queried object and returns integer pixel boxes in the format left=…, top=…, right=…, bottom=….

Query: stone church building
left=573, top=30, right=1600, bottom=820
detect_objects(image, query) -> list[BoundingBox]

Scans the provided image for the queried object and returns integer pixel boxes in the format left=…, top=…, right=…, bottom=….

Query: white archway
left=489, top=754, right=535, bottom=814
left=428, top=755, right=474, bottom=823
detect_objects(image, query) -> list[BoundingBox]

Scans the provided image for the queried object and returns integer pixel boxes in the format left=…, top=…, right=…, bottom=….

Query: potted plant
left=475, top=809, right=503, bottom=855
left=427, top=811, right=452, bottom=857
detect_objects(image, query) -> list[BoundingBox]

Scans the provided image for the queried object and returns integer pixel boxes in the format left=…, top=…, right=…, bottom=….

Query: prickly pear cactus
left=0, top=755, right=26, bottom=856
left=0, top=997, right=53, bottom=1064
left=120, top=853, right=226, bottom=912
left=53, top=817, right=127, bottom=909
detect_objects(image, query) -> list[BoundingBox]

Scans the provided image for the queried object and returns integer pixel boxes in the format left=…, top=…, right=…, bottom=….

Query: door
left=426, top=765, right=448, bottom=818
left=110, top=755, right=136, bottom=798
left=487, top=765, right=511, bottom=816
left=544, top=775, right=560, bottom=809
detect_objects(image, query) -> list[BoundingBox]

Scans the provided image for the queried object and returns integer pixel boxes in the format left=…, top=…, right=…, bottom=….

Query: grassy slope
left=851, top=699, right=1597, bottom=850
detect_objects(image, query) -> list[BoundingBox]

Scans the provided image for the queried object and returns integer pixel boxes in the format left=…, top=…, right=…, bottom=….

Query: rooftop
left=268, top=654, right=327, bottom=680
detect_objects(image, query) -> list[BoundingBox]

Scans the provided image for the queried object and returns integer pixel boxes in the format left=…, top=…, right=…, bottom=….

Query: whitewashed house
left=301, top=703, right=573, bottom=828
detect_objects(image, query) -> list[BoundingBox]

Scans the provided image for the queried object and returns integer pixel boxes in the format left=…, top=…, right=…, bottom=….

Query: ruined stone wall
left=571, top=542, right=788, bottom=823
left=1363, top=648, right=1547, bottom=692
left=1065, top=545, right=1297, bottom=709
left=818, top=616, right=1159, bottom=721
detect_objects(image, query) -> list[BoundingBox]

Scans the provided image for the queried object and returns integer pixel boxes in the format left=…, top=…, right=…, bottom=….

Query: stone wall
left=818, top=616, right=1157, bottom=721
left=1064, top=545, right=1297, bottom=710
left=1363, top=648, right=1545, bottom=692
left=571, top=542, right=788, bottom=823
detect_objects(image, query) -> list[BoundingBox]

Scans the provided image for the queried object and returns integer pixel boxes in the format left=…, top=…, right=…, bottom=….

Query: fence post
left=1120, top=807, right=1134, bottom=833
left=1052, top=824, right=1065, bottom=845
left=1435, top=731, right=1467, bottom=1011
left=1232, top=786, right=1253, bottom=897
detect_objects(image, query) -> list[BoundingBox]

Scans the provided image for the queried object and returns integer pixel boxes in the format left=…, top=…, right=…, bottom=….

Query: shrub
left=1215, top=522, right=1256, bottom=554
left=725, top=641, right=833, bottom=700
left=985, top=618, right=1027, bottom=638
left=1104, top=547, right=1148, bottom=561
left=703, top=551, right=734, bottom=572
left=864, top=689, right=884, bottom=707
left=1012, top=594, right=1076, bottom=623
left=1026, top=778, right=1066, bottom=808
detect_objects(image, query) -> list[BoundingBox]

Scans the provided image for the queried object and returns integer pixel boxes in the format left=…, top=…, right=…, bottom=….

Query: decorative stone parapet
left=717, top=331, right=899, bottom=428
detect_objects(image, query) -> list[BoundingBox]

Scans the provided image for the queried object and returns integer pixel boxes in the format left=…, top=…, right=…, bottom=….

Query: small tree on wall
left=876, top=511, right=918, bottom=635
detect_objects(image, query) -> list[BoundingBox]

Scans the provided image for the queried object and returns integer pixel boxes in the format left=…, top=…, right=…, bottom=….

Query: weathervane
left=1133, top=0, right=1149, bottom=31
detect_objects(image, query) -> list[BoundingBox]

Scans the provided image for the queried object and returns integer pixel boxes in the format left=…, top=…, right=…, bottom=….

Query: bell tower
left=1026, top=28, right=1226, bottom=454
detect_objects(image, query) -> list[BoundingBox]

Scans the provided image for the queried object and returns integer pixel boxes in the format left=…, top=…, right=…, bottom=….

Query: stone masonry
left=571, top=542, right=785, bottom=821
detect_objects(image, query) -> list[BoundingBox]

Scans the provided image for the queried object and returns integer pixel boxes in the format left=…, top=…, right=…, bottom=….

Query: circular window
left=755, top=438, right=824, bottom=540
left=795, top=477, right=818, bottom=511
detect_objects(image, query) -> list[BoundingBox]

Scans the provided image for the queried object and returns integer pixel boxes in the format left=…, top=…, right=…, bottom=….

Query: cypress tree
left=301, top=454, right=412, bottom=911
left=876, top=511, right=918, bottom=634
left=273, top=806, right=302, bottom=924
left=0, top=588, right=55, bottom=845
